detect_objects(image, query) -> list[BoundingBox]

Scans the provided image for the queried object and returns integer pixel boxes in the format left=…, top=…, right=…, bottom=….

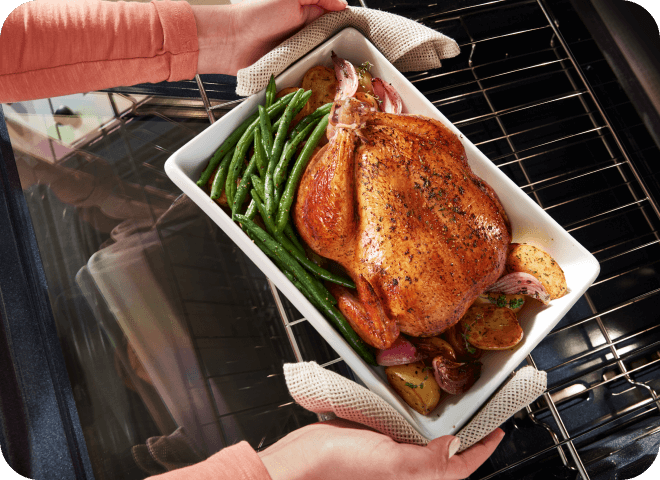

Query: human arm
left=257, top=419, right=505, bottom=480
left=147, top=440, right=273, bottom=480
left=0, top=0, right=347, bottom=103
left=147, top=419, right=504, bottom=480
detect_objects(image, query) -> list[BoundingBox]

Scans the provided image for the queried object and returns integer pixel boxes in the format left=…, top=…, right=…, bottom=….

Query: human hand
left=192, top=0, right=348, bottom=76
left=258, top=418, right=505, bottom=480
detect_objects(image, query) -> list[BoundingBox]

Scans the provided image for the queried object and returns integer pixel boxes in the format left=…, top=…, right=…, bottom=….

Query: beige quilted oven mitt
left=284, top=362, right=547, bottom=452
left=235, top=6, right=460, bottom=96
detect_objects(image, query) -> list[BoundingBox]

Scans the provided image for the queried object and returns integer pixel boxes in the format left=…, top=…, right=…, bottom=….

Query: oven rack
left=97, top=0, right=660, bottom=478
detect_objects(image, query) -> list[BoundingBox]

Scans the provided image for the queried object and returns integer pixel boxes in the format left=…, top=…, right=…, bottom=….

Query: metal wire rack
left=177, top=0, right=660, bottom=478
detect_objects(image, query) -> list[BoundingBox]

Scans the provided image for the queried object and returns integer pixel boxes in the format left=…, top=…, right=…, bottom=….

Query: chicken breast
left=294, top=97, right=511, bottom=349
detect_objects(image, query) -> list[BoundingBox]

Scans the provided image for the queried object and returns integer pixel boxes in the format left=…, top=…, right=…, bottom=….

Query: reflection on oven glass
left=5, top=91, right=323, bottom=479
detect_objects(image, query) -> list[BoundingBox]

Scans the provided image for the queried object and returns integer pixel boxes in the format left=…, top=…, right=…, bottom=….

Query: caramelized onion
left=432, top=355, right=481, bottom=395
left=486, top=272, right=551, bottom=305
left=376, top=336, right=422, bottom=366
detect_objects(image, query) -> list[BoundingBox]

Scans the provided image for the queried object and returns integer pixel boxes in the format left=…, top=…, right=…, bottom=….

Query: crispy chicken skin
left=294, top=98, right=511, bottom=349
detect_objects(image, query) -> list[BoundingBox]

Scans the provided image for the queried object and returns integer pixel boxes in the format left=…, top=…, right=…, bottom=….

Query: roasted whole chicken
left=293, top=56, right=512, bottom=350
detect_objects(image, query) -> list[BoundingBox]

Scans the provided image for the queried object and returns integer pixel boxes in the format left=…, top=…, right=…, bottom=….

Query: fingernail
left=448, top=437, right=461, bottom=459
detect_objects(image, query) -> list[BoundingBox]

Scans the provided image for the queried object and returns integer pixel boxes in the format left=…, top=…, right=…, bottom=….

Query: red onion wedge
left=376, top=336, right=422, bottom=366
left=372, top=78, right=403, bottom=114
left=432, top=355, right=481, bottom=395
left=486, top=272, right=551, bottom=305
left=332, top=52, right=359, bottom=99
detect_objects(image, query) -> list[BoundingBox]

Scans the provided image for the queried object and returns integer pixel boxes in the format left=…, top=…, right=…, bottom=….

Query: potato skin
left=301, top=66, right=337, bottom=116
left=409, top=336, right=457, bottom=361
left=505, top=243, right=568, bottom=300
left=275, top=86, right=301, bottom=99
left=443, top=323, right=483, bottom=361
left=461, top=305, right=523, bottom=350
left=385, top=361, right=441, bottom=415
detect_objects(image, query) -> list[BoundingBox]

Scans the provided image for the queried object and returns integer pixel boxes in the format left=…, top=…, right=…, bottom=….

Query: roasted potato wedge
left=385, top=361, right=441, bottom=415
left=473, top=293, right=526, bottom=313
left=461, top=305, right=523, bottom=351
left=443, top=323, right=482, bottom=361
left=275, top=86, right=301, bottom=99
left=505, top=243, right=568, bottom=300
left=300, top=65, right=337, bottom=117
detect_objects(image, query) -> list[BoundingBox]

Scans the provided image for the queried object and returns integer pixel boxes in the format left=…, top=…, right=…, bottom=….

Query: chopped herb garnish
left=405, top=382, right=418, bottom=389
left=359, top=61, right=373, bottom=73
left=461, top=331, right=476, bottom=354
left=496, top=294, right=507, bottom=308
left=509, top=298, right=525, bottom=309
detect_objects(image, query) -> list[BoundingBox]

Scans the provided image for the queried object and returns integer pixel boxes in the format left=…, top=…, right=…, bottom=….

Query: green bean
left=251, top=191, right=353, bottom=290
left=244, top=226, right=322, bottom=316
left=225, top=91, right=297, bottom=208
left=251, top=187, right=264, bottom=206
left=270, top=89, right=307, bottom=162
left=275, top=114, right=329, bottom=232
left=253, top=129, right=267, bottom=173
left=197, top=147, right=225, bottom=188
left=251, top=174, right=265, bottom=200
left=273, top=117, right=321, bottom=189
left=244, top=199, right=258, bottom=220
left=265, top=89, right=307, bottom=214
left=234, top=214, right=375, bottom=365
left=258, top=105, right=273, bottom=162
left=271, top=90, right=313, bottom=167
left=283, top=221, right=305, bottom=256
left=239, top=209, right=326, bottom=301
left=265, top=74, right=276, bottom=110
left=245, top=226, right=305, bottom=294
left=282, top=271, right=319, bottom=307
left=209, top=149, right=233, bottom=200
left=196, top=111, right=259, bottom=187
left=231, top=150, right=260, bottom=218
left=280, top=265, right=330, bottom=314
left=244, top=222, right=322, bottom=311
left=322, top=304, right=377, bottom=366
left=288, top=102, right=332, bottom=141
left=275, top=184, right=284, bottom=206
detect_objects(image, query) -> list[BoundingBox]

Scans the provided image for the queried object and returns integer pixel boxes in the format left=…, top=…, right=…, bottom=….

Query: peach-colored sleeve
left=148, top=441, right=273, bottom=480
left=0, top=0, right=199, bottom=103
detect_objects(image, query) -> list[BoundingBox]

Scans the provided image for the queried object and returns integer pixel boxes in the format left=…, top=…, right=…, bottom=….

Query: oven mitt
left=235, top=6, right=460, bottom=96
left=283, top=361, right=547, bottom=452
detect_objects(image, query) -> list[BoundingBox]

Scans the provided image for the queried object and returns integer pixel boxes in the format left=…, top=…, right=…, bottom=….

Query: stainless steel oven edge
left=0, top=105, right=95, bottom=479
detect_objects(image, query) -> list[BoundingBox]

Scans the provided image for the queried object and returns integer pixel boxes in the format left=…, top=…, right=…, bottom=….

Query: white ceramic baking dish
left=165, top=27, right=600, bottom=439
